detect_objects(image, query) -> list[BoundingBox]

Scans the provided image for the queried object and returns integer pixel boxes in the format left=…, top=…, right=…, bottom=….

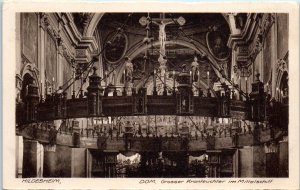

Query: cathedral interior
left=15, top=12, right=289, bottom=178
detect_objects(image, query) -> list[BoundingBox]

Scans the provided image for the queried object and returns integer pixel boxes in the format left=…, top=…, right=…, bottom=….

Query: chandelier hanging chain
left=57, top=13, right=133, bottom=95
left=187, top=116, right=202, bottom=133
left=168, top=14, right=247, bottom=98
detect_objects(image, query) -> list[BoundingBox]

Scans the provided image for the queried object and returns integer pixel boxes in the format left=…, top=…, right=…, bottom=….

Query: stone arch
left=83, top=13, right=105, bottom=37
left=84, top=13, right=234, bottom=41
left=20, top=63, right=40, bottom=99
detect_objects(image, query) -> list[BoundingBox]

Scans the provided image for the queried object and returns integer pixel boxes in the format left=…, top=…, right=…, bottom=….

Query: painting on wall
left=62, top=57, right=72, bottom=97
left=21, top=13, right=38, bottom=65
left=45, top=32, right=57, bottom=86
left=104, top=33, right=128, bottom=64
left=206, top=31, right=230, bottom=60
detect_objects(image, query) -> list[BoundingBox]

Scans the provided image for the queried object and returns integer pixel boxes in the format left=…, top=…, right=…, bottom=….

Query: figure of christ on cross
left=151, top=14, right=176, bottom=77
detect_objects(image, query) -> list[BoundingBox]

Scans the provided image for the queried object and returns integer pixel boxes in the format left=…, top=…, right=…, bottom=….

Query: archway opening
left=20, top=74, right=35, bottom=103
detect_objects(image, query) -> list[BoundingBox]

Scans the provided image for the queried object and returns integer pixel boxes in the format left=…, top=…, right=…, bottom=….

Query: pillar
left=278, top=137, right=288, bottom=177
left=39, top=14, right=46, bottom=98
left=71, top=148, right=87, bottom=177
left=15, top=13, right=23, bottom=102
left=239, top=145, right=266, bottom=177
left=57, top=45, right=64, bottom=89
left=16, top=136, right=23, bottom=177
left=176, top=152, right=189, bottom=177
left=43, top=144, right=73, bottom=177
left=271, top=14, right=278, bottom=98
left=227, top=13, right=241, bottom=35
left=22, top=139, right=38, bottom=177
left=43, top=144, right=57, bottom=177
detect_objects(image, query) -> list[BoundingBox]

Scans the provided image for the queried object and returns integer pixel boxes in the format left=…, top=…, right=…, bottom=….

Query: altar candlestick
left=153, top=69, right=156, bottom=88
left=173, top=70, right=175, bottom=89
left=164, top=71, right=167, bottom=88
left=40, top=81, right=43, bottom=99
left=123, top=70, right=126, bottom=87
left=105, top=71, right=108, bottom=87
left=190, top=71, right=192, bottom=87
left=197, top=70, right=200, bottom=86
left=207, top=71, right=210, bottom=89
left=114, top=72, right=117, bottom=86
left=245, top=77, right=248, bottom=94
left=72, top=67, right=75, bottom=93
left=52, top=77, right=55, bottom=93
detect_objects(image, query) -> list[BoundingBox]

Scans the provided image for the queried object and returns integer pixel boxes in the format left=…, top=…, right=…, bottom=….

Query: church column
left=15, top=13, right=22, bottom=101
left=227, top=13, right=241, bottom=35
left=139, top=152, right=147, bottom=177
left=39, top=13, right=46, bottom=98
left=238, top=145, right=266, bottom=177
left=278, top=136, right=288, bottom=177
left=104, top=151, right=118, bottom=177
left=43, top=144, right=57, bottom=177
left=57, top=18, right=64, bottom=89
left=22, top=139, right=39, bottom=177
left=43, top=120, right=61, bottom=177
left=71, top=148, right=87, bottom=177
left=271, top=14, right=278, bottom=98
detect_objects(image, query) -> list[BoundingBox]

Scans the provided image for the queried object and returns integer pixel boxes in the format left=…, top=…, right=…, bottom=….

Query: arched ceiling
left=83, top=13, right=233, bottom=88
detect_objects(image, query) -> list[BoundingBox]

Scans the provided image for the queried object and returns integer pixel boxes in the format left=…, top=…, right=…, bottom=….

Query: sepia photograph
left=2, top=2, right=299, bottom=190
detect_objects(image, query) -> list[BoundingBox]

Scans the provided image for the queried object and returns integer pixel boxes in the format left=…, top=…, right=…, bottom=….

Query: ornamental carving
left=40, top=13, right=60, bottom=45
left=235, top=13, right=275, bottom=76
left=72, top=13, right=93, bottom=34
left=39, top=13, right=50, bottom=29
left=276, top=59, right=288, bottom=73
left=58, top=38, right=75, bottom=64
left=248, top=13, right=275, bottom=64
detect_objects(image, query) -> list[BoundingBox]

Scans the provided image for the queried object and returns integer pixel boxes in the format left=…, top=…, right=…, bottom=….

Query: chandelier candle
left=164, top=71, right=167, bottom=88
left=197, top=70, right=200, bottom=87
left=207, top=71, right=210, bottom=89
left=123, top=70, right=126, bottom=87
left=105, top=71, right=108, bottom=87
left=154, top=69, right=156, bottom=88
left=73, top=66, right=75, bottom=95
left=190, top=71, right=192, bottom=87
left=40, top=81, right=43, bottom=99
left=245, top=77, right=248, bottom=94
left=52, top=77, right=55, bottom=93
left=173, top=70, right=175, bottom=89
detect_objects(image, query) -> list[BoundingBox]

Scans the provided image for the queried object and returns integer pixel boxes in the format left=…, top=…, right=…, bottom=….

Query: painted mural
left=21, top=13, right=38, bottom=65
left=104, top=33, right=128, bottom=63
left=206, top=31, right=230, bottom=60
left=45, top=32, right=57, bottom=88
left=62, top=57, right=72, bottom=97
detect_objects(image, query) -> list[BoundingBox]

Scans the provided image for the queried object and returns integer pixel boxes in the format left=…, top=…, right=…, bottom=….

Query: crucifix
left=152, top=13, right=174, bottom=78
left=140, top=13, right=186, bottom=79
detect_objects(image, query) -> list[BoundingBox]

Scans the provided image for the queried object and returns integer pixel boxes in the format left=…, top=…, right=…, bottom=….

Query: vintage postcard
left=2, top=1, right=299, bottom=189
